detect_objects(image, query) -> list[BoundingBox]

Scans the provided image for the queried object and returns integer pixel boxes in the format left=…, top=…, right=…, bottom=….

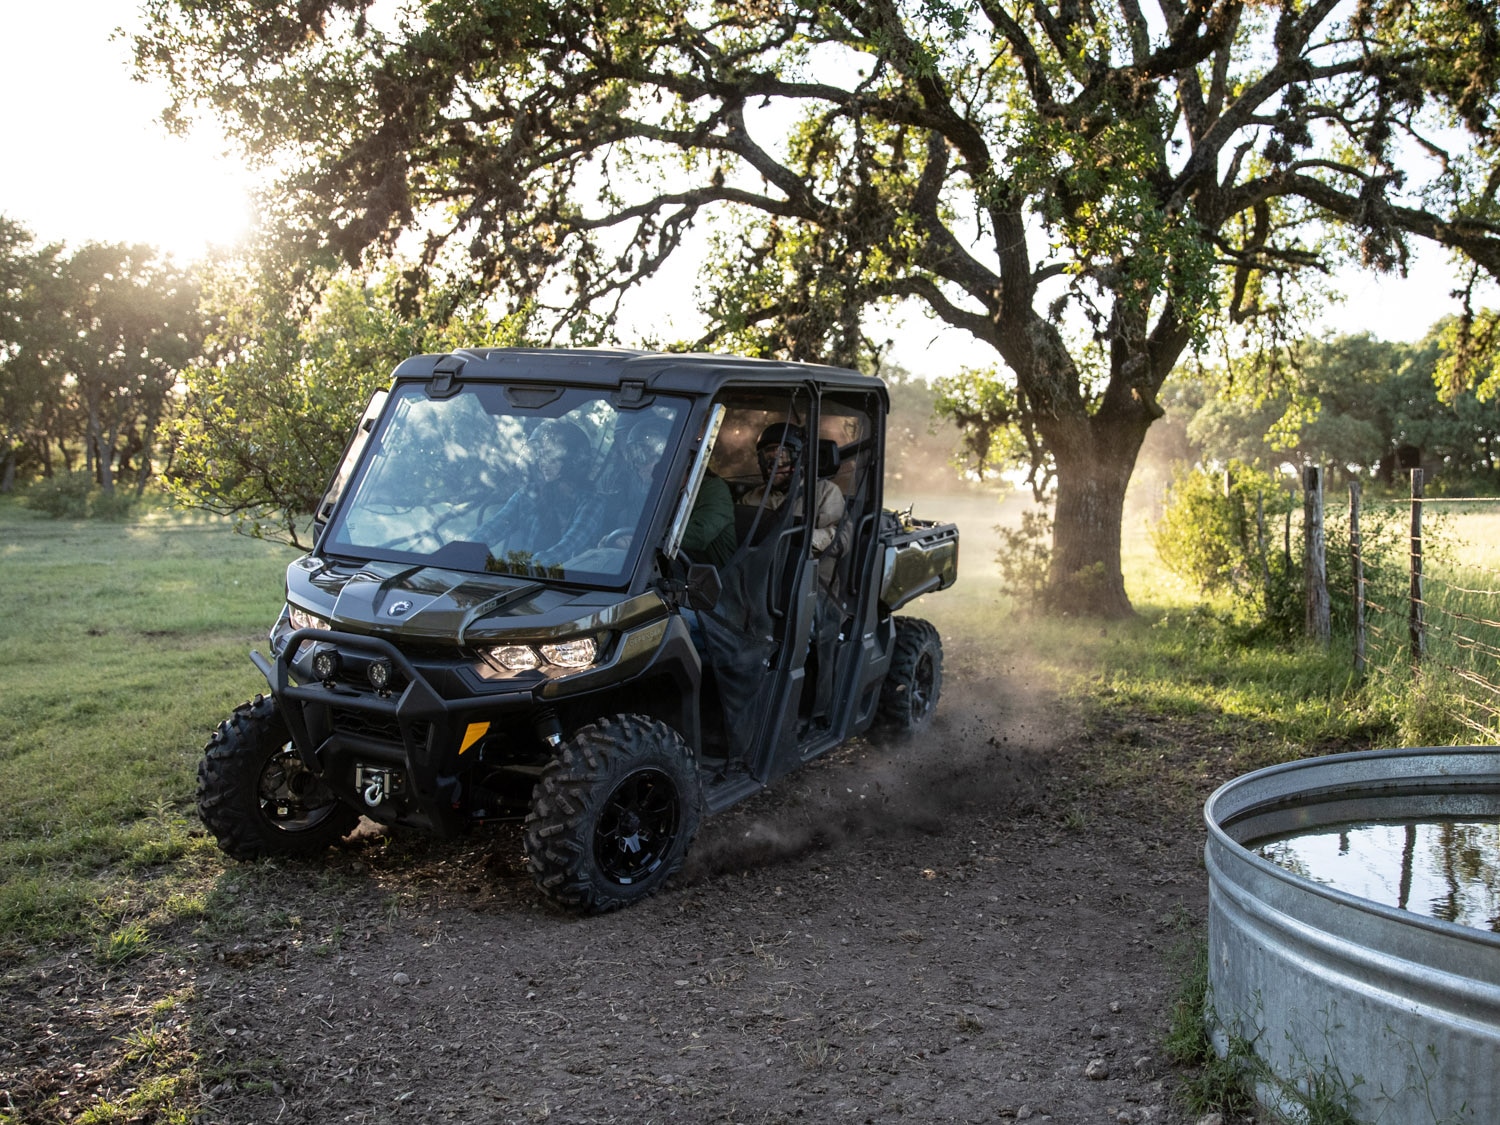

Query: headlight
left=486, top=644, right=542, bottom=671
left=270, top=603, right=332, bottom=657
left=478, top=636, right=600, bottom=679
left=287, top=604, right=331, bottom=632
left=540, top=638, right=597, bottom=668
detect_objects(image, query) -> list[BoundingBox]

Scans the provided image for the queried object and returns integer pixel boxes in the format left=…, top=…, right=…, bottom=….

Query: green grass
left=0, top=498, right=296, bottom=955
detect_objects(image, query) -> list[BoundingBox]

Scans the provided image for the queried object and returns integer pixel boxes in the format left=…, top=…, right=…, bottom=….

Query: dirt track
left=1, top=627, right=1214, bottom=1124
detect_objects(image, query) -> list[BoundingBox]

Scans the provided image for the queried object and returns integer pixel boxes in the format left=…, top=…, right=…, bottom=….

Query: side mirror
left=685, top=563, right=722, bottom=612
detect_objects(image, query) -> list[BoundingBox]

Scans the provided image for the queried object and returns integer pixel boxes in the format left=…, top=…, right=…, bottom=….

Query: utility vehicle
left=200, top=348, right=958, bottom=911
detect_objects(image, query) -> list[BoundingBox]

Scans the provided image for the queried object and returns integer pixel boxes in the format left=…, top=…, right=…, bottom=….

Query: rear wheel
left=525, top=714, right=702, bottom=913
left=878, top=617, right=944, bottom=732
left=198, top=695, right=359, bottom=859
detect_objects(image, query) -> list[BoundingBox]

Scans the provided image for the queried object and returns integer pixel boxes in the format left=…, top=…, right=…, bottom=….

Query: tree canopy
left=135, top=0, right=1500, bottom=614
left=169, top=263, right=529, bottom=546
left=0, top=218, right=202, bottom=496
left=1174, top=330, right=1500, bottom=490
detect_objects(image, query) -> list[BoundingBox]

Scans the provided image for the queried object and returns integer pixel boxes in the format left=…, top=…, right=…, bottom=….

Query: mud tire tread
left=197, top=694, right=359, bottom=860
left=878, top=617, right=944, bottom=733
left=524, top=714, right=702, bottom=914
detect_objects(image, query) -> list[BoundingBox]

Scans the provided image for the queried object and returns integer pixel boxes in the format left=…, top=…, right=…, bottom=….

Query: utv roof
left=390, top=347, right=889, bottom=399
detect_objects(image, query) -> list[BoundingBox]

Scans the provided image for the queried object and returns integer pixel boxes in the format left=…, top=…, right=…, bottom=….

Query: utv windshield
left=322, top=382, right=688, bottom=582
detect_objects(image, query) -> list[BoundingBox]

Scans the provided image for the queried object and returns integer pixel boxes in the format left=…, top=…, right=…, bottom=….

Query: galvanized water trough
left=1204, top=746, right=1500, bottom=1123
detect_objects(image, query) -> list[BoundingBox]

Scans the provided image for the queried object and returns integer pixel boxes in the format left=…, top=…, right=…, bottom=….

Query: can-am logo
left=388, top=600, right=413, bottom=617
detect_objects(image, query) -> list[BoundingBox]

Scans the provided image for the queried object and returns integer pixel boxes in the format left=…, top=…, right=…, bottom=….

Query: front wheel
left=878, top=617, right=944, bottom=733
left=198, top=695, right=360, bottom=860
left=524, top=715, right=702, bottom=913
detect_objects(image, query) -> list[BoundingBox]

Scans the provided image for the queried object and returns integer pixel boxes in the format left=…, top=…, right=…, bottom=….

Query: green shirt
left=682, top=473, right=736, bottom=567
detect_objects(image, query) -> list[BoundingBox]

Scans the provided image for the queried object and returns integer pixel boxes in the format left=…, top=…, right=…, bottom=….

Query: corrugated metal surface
left=1204, top=747, right=1500, bottom=1123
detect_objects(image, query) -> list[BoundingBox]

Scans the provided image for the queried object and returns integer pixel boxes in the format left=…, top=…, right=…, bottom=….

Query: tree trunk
left=1047, top=436, right=1140, bottom=619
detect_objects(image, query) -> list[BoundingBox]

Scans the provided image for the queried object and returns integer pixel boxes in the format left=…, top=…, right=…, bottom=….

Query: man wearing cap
left=745, top=423, right=845, bottom=559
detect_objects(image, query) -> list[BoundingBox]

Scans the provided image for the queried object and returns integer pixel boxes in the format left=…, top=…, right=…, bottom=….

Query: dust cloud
left=683, top=670, right=1064, bottom=882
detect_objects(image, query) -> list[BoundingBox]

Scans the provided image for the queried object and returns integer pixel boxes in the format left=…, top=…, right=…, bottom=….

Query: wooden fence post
left=1304, top=465, right=1330, bottom=646
left=1410, top=468, right=1425, bottom=668
left=1350, top=480, right=1365, bottom=678
left=1257, top=491, right=1271, bottom=609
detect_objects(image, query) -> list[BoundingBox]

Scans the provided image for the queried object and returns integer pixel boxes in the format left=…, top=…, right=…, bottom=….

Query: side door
left=689, top=383, right=819, bottom=781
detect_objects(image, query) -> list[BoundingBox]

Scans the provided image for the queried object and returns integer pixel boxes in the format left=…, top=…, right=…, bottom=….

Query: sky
left=0, top=2, right=1483, bottom=367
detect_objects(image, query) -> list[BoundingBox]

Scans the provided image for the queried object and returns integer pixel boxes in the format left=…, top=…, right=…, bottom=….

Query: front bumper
left=253, top=629, right=539, bottom=834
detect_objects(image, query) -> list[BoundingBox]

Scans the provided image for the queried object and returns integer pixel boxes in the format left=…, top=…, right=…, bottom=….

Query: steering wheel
left=597, top=526, right=635, bottom=549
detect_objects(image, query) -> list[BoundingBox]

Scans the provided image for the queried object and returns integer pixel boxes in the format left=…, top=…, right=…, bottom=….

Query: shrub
left=20, top=473, right=94, bottom=518
left=995, top=507, right=1053, bottom=611
left=19, top=474, right=141, bottom=520
left=1151, top=464, right=1409, bottom=639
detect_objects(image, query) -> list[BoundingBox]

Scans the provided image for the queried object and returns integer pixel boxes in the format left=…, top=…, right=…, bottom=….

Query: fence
left=1335, top=470, right=1500, bottom=745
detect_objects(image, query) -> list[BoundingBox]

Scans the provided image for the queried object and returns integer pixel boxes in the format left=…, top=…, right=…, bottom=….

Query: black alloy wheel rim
left=594, top=767, right=681, bottom=885
left=910, top=652, right=936, bottom=721
left=259, top=745, right=340, bottom=832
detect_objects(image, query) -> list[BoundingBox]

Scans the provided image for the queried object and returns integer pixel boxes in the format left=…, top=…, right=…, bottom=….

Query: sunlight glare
left=0, top=3, right=256, bottom=262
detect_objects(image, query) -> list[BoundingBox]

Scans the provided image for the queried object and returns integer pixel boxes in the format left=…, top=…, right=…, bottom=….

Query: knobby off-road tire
left=525, top=714, right=703, bottom=913
left=878, top=617, right=944, bottom=733
left=198, top=695, right=359, bottom=860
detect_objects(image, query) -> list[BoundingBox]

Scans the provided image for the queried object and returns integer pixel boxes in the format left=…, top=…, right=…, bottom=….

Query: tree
left=1178, top=331, right=1500, bottom=489
left=0, top=217, right=68, bottom=492
left=136, top=0, right=1500, bottom=615
left=58, top=243, right=203, bottom=494
left=168, top=261, right=529, bottom=545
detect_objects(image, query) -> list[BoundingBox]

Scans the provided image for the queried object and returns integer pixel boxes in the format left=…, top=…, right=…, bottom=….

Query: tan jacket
left=745, top=478, right=846, bottom=556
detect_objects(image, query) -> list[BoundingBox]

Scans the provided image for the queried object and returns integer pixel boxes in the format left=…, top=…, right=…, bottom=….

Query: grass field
left=0, top=501, right=298, bottom=955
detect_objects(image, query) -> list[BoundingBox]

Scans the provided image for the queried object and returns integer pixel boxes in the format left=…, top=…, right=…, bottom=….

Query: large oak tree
left=136, top=0, right=1500, bottom=614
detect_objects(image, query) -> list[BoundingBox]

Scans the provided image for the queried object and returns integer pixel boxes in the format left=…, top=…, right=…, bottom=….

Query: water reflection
left=1255, top=818, right=1500, bottom=932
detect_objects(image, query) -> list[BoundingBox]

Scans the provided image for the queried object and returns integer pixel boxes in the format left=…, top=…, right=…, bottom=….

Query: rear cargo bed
left=879, top=514, right=959, bottom=611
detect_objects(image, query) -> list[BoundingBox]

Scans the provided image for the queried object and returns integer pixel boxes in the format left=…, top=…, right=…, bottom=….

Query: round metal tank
left=1204, top=746, right=1500, bottom=1123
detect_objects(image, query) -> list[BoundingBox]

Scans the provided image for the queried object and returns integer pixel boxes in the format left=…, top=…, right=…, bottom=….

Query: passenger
left=481, top=419, right=606, bottom=563
left=744, top=423, right=844, bottom=558
left=605, top=416, right=736, bottom=568
left=681, top=469, right=736, bottom=568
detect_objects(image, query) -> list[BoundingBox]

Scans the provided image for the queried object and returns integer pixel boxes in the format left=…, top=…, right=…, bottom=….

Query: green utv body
left=200, top=348, right=958, bottom=912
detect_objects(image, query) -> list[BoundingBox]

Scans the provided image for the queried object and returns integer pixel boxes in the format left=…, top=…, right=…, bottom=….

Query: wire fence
left=1340, top=473, right=1500, bottom=746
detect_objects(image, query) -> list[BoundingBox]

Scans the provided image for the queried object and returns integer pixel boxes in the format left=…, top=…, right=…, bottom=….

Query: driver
left=604, top=417, right=736, bottom=567
left=483, top=419, right=606, bottom=563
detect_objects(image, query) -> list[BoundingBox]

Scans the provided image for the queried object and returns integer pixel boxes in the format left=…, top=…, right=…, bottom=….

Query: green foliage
left=995, top=508, right=1054, bottom=611
left=1181, top=332, right=1500, bottom=490
left=0, top=219, right=203, bottom=495
left=168, top=263, right=531, bottom=545
left=1151, top=463, right=1299, bottom=624
left=1435, top=306, right=1500, bottom=405
left=19, top=473, right=145, bottom=520
left=1152, top=463, right=1411, bottom=639
left=931, top=368, right=1046, bottom=491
